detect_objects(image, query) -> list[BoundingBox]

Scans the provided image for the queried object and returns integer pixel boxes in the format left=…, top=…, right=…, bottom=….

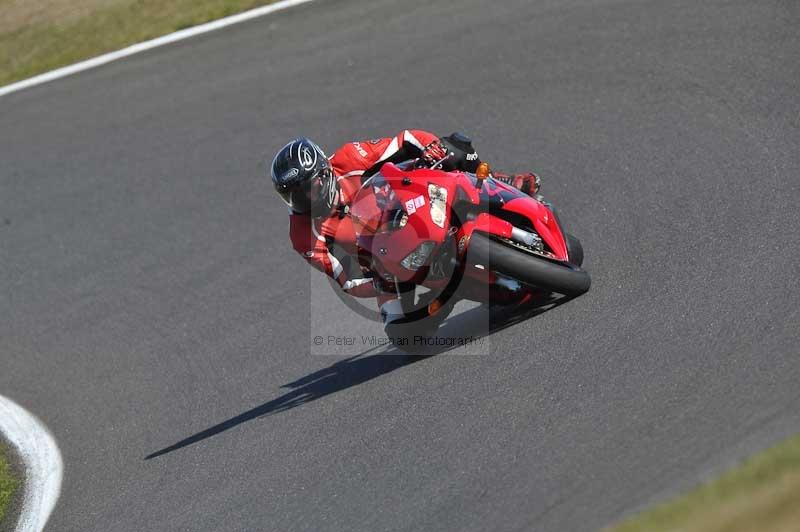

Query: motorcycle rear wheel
left=469, top=233, right=591, bottom=297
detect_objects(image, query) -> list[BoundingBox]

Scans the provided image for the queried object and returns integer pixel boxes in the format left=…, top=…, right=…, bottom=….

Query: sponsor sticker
left=282, top=168, right=299, bottom=180
left=405, top=199, right=416, bottom=214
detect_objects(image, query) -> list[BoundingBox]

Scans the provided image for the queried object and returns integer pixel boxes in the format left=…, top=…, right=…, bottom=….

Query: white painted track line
left=0, top=396, right=63, bottom=532
left=0, top=0, right=319, bottom=98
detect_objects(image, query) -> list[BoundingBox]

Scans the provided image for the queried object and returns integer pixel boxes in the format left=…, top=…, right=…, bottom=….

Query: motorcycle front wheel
left=468, top=233, right=591, bottom=297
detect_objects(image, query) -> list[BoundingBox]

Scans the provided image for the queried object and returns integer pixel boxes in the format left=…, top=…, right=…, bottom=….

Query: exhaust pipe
left=510, top=227, right=543, bottom=250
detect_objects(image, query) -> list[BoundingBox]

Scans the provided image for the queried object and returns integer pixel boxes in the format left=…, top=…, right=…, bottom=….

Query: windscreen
left=350, top=172, right=408, bottom=235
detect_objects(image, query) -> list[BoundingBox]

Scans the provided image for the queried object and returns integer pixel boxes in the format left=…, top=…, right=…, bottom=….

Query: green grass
left=608, top=433, right=800, bottom=532
left=0, top=0, right=283, bottom=86
left=0, top=441, right=20, bottom=526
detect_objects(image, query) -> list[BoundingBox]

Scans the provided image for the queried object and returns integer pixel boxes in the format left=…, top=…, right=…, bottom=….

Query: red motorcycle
left=348, top=160, right=590, bottom=343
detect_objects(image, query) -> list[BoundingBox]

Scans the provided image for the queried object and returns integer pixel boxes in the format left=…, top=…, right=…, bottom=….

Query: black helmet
left=271, top=137, right=337, bottom=215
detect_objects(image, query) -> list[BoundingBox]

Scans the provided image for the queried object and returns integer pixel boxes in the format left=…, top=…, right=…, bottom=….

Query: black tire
left=384, top=301, right=455, bottom=355
left=469, top=233, right=591, bottom=297
left=565, top=233, right=584, bottom=267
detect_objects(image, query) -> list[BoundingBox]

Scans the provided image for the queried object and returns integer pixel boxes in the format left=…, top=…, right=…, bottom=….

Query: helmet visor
left=277, top=177, right=314, bottom=213
left=276, top=167, right=333, bottom=214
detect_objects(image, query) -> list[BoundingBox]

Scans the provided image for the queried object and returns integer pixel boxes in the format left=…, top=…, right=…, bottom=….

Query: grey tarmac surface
left=1, top=0, right=799, bottom=530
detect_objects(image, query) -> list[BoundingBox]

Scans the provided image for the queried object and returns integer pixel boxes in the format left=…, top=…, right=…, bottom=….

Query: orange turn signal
left=476, top=162, right=490, bottom=180
left=428, top=298, right=443, bottom=315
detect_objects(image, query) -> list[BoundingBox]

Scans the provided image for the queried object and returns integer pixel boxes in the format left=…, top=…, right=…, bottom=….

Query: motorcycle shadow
left=397, top=292, right=570, bottom=356
left=144, top=294, right=570, bottom=460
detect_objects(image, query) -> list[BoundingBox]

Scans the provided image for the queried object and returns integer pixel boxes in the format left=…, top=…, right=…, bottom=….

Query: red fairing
left=468, top=213, right=514, bottom=240
left=350, top=163, right=451, bottom=283
left=449, top=174, right=568, bottom=261
left=501, top=197, right=568, bottom=260
left=350, top=162, right=573, bottom=287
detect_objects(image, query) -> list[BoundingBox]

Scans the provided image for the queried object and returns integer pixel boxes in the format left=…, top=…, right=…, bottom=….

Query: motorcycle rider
left=269, top=130, right=541, bottom=304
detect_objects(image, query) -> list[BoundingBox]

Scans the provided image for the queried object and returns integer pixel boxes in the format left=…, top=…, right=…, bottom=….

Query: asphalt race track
left=1, top=0, right=799, bottom=530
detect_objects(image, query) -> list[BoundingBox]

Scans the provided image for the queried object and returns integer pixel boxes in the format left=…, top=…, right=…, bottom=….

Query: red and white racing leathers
left=288, top=130, right=440, bottom=298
